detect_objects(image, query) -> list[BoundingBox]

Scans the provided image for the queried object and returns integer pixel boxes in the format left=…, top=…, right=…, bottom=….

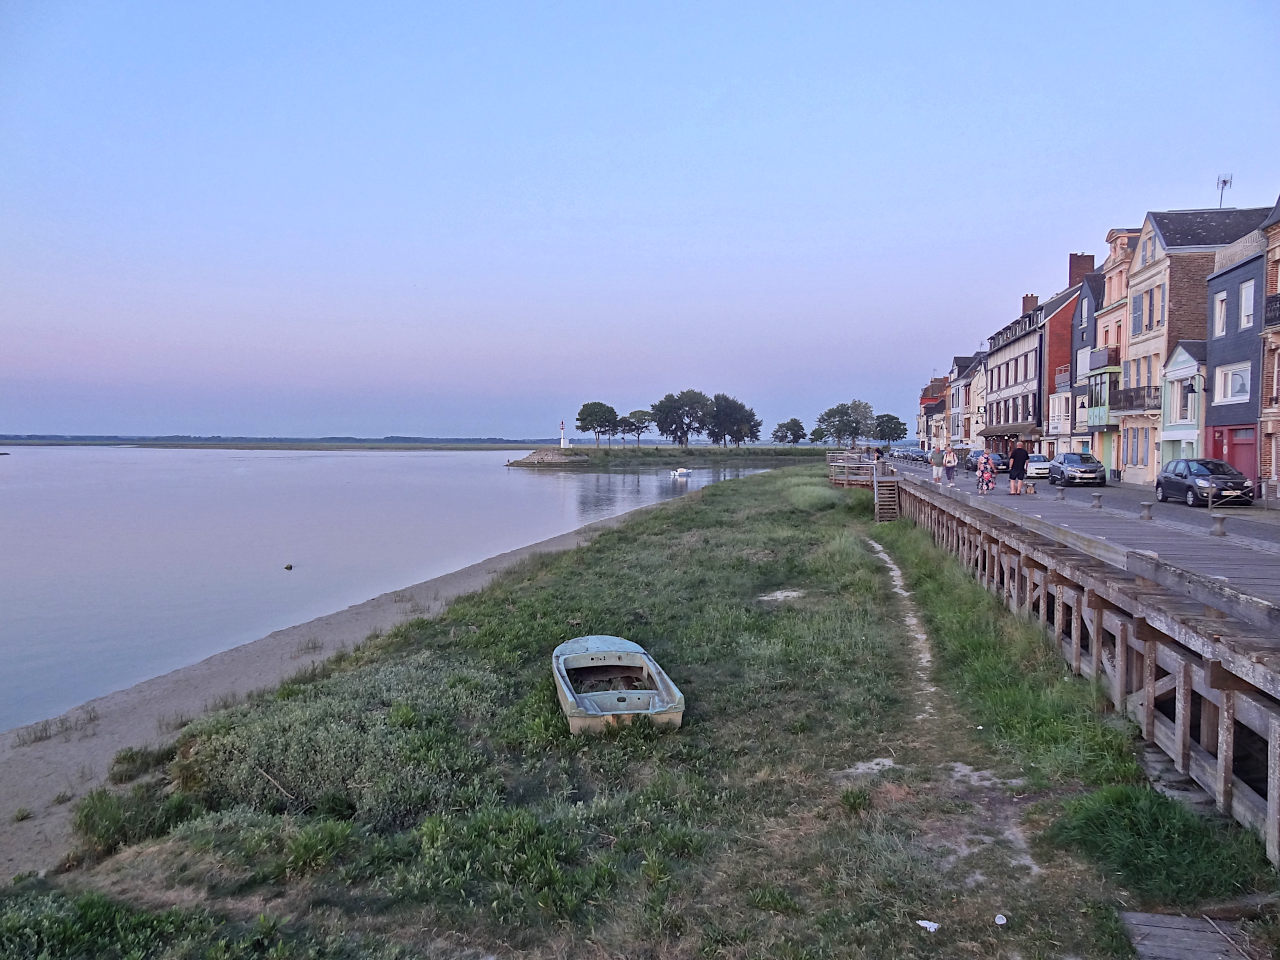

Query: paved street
left=889, top=456, right=1280, bottom=549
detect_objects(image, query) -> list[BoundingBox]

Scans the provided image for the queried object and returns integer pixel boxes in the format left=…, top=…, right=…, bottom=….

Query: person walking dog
left=1009, top=441, right=1029, bottom=495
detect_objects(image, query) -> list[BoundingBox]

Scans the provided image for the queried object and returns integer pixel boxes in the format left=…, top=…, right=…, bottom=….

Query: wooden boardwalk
left=847, top=472, right=1280, bottom=867
left=1120, top=912, right=1249, bottom=960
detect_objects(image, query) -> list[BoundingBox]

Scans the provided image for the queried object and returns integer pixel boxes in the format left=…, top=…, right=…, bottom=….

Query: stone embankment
left=507, top=448, right=587, bottom=466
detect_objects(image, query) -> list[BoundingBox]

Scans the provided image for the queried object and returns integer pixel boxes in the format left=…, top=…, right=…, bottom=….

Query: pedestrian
left=1009, top=441, right=1029, bottom=495
left=977, top=451, right=995, bottom=495
left=930, top=446, right=945, bottom=483
left=943, top=446, right=958, bottom=486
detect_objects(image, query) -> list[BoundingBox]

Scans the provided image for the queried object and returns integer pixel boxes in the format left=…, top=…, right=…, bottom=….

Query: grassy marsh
left=5, top=466, right=1277, bottom=958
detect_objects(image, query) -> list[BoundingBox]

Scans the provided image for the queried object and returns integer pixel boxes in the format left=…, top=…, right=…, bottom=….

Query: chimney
left=1022, top=294, right=1039, bottom=315
left=1069, top=252, right=1095, bottom=288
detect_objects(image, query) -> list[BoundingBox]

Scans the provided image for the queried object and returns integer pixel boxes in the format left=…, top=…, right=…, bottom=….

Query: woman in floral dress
left=976, top=451, right=996, bottom=495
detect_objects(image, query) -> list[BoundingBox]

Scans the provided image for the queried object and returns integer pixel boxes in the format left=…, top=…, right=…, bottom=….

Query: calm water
left=0, top=447, right=754, bottom=730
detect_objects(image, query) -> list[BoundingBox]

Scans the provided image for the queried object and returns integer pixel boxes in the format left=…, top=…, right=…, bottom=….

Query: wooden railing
left=895, top=476, right=1280, bottom=864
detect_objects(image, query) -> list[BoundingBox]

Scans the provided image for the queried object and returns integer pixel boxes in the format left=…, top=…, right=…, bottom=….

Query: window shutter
left=1132, top=295, right=1142, bottom=335
left=1160, top=284, right=1166, bottom=325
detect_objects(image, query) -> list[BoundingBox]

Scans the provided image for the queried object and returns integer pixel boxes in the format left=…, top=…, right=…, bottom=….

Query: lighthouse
left=560, top=419, right=569, bottom=449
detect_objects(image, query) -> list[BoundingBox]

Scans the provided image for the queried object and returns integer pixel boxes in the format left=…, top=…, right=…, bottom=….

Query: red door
left=1228, top=428, right=1257, bottom=484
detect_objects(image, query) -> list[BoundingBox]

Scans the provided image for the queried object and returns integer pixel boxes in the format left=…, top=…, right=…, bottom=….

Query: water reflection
left=0, top=448, right=761, bottom=729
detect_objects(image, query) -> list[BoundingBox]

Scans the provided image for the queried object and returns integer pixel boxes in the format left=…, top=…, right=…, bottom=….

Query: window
left=1214, top=292, right=1228, bottom=337
left=1214, top=362, right=1251, bottom=404
left=1177, top=380, right=1195, bottom=421
left=1141, top=428, right=1149, bottom=466
left=1241, top=280, right=1255, bottom=329
left=1146, top=290, right=1154, bottom=330
left=1146, top=356, right=1153, bottom=387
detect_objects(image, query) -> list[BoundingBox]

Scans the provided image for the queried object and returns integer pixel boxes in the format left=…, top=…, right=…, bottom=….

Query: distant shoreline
left=0, top=438, right=547, bottom=452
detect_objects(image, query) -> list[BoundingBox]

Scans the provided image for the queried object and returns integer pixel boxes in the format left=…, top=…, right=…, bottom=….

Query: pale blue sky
left=3, top=1, right=1278, bottom=438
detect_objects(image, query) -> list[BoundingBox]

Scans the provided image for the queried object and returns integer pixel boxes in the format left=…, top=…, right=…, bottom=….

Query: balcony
left=1054, top=364, right=1071, bottom=391
left=1266, top=293, right=1280, bottom=326
left=1111, top=384, right=1161, bottom=414
left=1087, top=405, right=1118, bottom=429
left=1089, top=345, right=1120, bottom=371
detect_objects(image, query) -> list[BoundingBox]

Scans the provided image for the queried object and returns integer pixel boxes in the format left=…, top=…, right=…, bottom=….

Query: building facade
left=1115, top=208, right=1271, bottom=485
left=1070, top=272, right=1105, bottom=453
left=1161, top=340, right=1205, bottom=462
left=1088, top=228, right=1140, bottom=477
left=1257, top=198, right=1280, bottom=493
left=1205, top=230, right=1267, bottom=482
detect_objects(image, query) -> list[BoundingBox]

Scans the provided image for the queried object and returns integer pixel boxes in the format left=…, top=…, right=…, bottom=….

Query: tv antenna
left=1217, top=174, right=1233, bottom=208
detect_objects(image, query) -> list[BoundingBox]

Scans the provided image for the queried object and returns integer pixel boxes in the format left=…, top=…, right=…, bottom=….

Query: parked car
left=1025, top=454, right=1051, bottom=480
left=1048, top=452, right=1106, bottom=486
left=1155, top=458, right=1254, bottom=507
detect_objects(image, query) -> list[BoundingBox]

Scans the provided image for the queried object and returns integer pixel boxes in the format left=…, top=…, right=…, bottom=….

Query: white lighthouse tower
left=560, top=420, right=569, bottom=449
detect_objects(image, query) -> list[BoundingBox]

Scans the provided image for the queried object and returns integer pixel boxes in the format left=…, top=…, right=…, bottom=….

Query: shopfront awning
left=977, top=422, right=1042, bottom=439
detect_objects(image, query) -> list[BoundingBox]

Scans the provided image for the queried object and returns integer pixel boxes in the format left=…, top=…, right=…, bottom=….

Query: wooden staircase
left=872, top=475, right=900, bottom=522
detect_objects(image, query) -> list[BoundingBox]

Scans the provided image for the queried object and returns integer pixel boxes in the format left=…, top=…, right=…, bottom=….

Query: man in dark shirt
left=1009, top=442, right=1029, bottom=495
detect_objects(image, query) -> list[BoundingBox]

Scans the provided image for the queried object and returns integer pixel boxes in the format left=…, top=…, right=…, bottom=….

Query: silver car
left=1025, top=454, right=1051, bottom=480
left=1048, top=452, right=1106, bottom=486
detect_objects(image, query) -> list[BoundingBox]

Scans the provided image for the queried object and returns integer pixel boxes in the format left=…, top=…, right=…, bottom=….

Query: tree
left=809, top=425, right=830, bottom=445
left=706, top=393, right=760, bottom=447
left=615, top=416, right=636, bottom=447
left=816, top=404, right=853, bottom=446
left=576, top=402, right=618, bottom=448
left=771, top=418, right=805, bottom=444
left=874, top=413, right=908, bottom=444
left=847, top=399, right=875, bottom=446
left=626, top=410, right=653, bottom=447
left=651, top=390, right=712, bottom=447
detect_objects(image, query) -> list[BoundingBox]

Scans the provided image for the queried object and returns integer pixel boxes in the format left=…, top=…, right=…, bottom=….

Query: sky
left=3, top=1, right=1279, bottom=439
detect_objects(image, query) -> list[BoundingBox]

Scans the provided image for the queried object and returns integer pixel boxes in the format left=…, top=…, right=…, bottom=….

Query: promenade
left=897, top=462, right=1280, bottom=614
left=832, top=453, right=1280, bottom=873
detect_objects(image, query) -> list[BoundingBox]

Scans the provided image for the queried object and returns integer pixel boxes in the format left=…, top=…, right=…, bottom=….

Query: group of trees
left=576, top=390, right=763, bottom=448
left=576, top=393, right=908, bottom=449
left=770, top=403, right=907, bottom=447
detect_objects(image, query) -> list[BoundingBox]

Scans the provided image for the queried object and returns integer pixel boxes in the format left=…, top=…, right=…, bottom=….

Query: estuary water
left=0, top=447, right=753, bottom=730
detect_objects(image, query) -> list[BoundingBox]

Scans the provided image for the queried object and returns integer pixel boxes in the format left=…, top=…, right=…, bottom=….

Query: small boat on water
left=670, top=467, right=691, bottom=478
left=552, top=635, right=685, bottom=734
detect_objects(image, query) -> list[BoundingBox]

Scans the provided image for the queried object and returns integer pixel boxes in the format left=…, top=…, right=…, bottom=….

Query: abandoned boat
left=551, top=635, right=685, bottom=734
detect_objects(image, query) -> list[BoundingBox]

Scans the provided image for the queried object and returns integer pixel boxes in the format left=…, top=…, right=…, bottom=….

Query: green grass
left=108, top=744, right=176, bottom=785
left=72, top=783, right=203, bottom=860
left=872, top=520, right=1142, bottom=786
left=0, top=877, right=417, bottom=959
left=1047, top=785, right=1277, bottom=904
left=15, top=465, right=1275, bottom=958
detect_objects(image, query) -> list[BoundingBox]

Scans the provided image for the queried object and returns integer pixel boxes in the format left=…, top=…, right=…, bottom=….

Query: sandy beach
left=0, top=510, right=642, bottom=879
